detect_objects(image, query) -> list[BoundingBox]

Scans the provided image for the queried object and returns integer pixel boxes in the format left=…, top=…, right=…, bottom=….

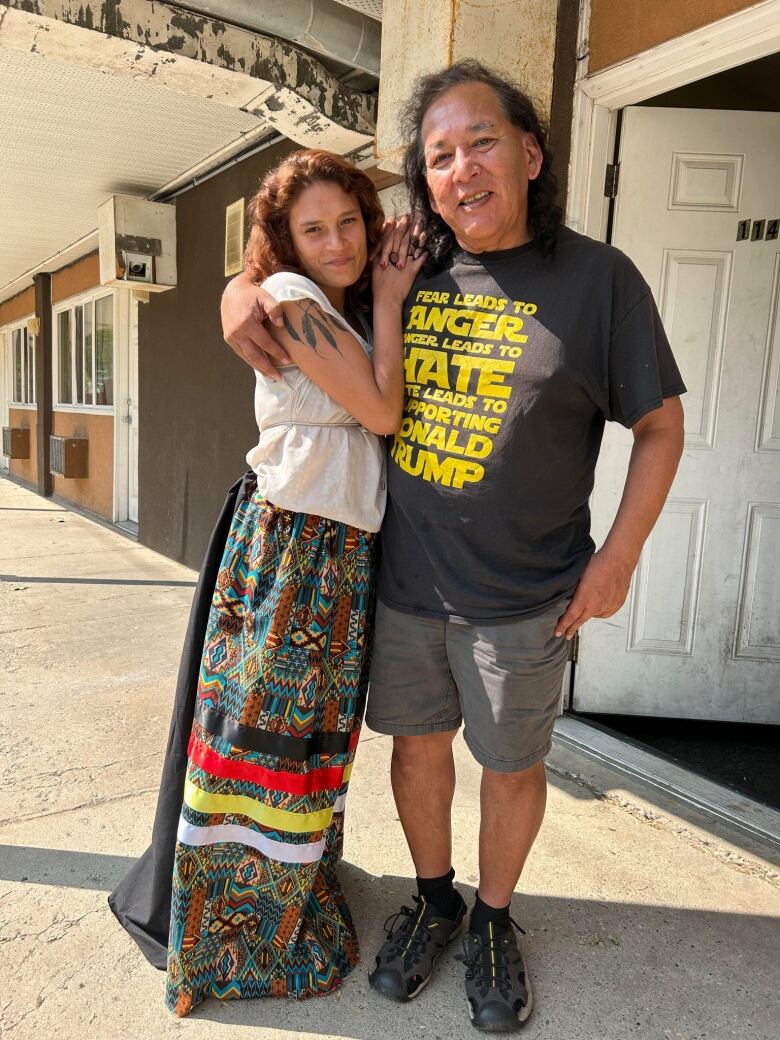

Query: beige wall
left=3, top=254, right=111, bottom=515
left=8, top=406, right=38, bottom=486
left=0, top=288, right=35, bottom=327
left=50, top=254, right=113, bottom=517
left=3, top=299, right=37, bottom=486
left=588, top=0, right=759, bottom=73
left=52, top=252, right=101, bottom=305
left=376, top=0, right=559, bottom=170
left=51, top=411, right=114, bottom=519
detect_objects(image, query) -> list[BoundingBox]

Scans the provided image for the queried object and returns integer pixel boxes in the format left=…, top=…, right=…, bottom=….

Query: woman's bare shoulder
left=261, top=271, right=328, bottom=306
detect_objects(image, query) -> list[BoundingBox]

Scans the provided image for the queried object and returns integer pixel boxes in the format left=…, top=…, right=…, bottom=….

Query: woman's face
left=288, top=181, right=368, bottom=293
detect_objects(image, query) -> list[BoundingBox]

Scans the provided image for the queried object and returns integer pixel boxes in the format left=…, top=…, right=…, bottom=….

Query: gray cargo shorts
left=365, top=596, right=571, bottom=773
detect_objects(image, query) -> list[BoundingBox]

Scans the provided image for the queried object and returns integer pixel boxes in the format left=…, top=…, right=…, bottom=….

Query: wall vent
left=50, top=436, right=88, bottom=478
left=2, top=427, right=30, bottom=459
left=224, top=198, right=246, bottom=277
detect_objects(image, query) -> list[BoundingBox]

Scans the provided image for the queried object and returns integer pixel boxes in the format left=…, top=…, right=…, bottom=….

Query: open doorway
left=568, top=48, right=780, bottom=810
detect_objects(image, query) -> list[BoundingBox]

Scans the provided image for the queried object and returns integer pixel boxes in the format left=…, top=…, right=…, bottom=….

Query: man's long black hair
left=401, top=60, right=562, bottom=266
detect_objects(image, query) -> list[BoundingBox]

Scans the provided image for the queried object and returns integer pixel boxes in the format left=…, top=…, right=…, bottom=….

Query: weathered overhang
left=0, top=0, right=379, bottom=298
left=1, top=0, right=377, bottom=152
left=178, top=0, right=382, bottom=77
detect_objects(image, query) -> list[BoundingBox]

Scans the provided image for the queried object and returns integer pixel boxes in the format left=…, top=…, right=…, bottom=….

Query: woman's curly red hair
left=244, top=149, right=385, bottom=309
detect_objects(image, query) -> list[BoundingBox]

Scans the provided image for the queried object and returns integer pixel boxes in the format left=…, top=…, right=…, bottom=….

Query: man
left=222, top=61, right=685, bottom=1031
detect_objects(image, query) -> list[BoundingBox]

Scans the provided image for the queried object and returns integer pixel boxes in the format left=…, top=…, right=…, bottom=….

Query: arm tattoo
left=282, top=301, right=342, bottom=356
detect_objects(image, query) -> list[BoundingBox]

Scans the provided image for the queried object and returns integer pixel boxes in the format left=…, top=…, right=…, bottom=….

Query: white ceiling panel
left=332, top=0, right=383, bottom=20
left=0, top=48, right=267, bottom=291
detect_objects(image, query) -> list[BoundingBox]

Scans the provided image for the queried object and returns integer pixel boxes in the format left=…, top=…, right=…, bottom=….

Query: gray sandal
left=369, top=893, right=467, bottom=1002
left=458, top=918, right=533, bottom=1031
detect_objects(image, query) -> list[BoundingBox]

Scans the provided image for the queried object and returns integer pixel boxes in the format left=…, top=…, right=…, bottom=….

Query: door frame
left=112, top=289, right=131, bottom=524
left=566, top=0, right=780, bottom=709
left=126, top=293, right=139, bottom=525
left=567, top=0, right=780, bottom=241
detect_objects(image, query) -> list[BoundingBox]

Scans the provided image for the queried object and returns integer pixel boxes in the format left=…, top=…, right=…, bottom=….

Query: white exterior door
left=574, top=107, right=780, bottom=723
left=127, top=297, right=139, bottom=523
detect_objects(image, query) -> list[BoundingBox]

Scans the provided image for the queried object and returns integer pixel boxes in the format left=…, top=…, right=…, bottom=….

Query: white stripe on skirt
left=176, top=791, right=347, bottom=865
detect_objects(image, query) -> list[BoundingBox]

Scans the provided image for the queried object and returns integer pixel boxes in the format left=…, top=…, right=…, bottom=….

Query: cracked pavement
left=1, top=475, right=778, bottom=1040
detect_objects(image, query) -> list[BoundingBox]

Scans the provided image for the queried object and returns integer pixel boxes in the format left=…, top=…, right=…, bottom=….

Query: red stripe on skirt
left=187, top=731, right=360, bottom=794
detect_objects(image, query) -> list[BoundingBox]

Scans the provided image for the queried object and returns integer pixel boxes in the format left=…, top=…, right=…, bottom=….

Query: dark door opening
left=570, top=714, right=780, bottom=811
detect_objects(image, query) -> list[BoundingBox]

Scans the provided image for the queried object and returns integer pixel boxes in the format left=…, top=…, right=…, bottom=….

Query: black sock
left=416, top=867, right=461, bottom=919
left=470, top=893, right=511, bottom=936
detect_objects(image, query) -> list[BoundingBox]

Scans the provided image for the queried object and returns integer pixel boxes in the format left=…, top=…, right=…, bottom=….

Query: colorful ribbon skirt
left=166, top=490, right=376, bottom=1016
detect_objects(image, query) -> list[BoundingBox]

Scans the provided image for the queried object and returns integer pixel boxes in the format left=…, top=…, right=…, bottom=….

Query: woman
left=111, top=150, right=425, bottom=1016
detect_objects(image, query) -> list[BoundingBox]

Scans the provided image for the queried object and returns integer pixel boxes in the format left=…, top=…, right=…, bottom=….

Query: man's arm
left=221, top=271, right=290, bottom=381
left=221, top=217, right=421, bottom=381
left=555, top=395, right=685, bottom=640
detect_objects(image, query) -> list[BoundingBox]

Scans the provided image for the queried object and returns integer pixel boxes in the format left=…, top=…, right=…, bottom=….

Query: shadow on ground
left=2, top=848, right=776, bottom=1038
left=168, top=861, right=779, bottom=1038
left=0, top=845, right=137, bottom=891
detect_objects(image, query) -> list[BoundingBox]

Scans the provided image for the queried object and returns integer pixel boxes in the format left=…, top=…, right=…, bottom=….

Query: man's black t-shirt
left=377, top=228, right=687, bottom=622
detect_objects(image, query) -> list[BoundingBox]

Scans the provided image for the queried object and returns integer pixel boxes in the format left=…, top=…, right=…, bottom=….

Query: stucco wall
left=138, top=139, right=295, bottom=568
left=376, top=0, right=559, bottom=170
left=588, top=0, right=759, bottom=73
left=51, top=410, right=114, bottom=519
left=8, top=406, right=38, bottom=486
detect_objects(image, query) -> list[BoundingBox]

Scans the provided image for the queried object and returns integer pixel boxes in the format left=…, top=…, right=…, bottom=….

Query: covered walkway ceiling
left=0, top=0, right=379, bottom=300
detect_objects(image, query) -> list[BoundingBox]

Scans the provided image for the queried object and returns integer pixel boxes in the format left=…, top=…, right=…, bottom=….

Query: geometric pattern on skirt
left=166, top=490, right=376, bottom=1016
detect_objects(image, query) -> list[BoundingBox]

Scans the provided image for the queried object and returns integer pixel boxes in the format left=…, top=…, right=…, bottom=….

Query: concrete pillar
left=376, top=0, right=560, bottom=171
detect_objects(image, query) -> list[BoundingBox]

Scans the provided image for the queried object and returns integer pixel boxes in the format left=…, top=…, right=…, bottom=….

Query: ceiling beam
left=0, top=0, right=376, bottom=152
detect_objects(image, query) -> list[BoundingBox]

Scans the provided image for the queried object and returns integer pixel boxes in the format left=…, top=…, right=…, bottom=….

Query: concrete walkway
left=1, top=474, right=777, bottom=1040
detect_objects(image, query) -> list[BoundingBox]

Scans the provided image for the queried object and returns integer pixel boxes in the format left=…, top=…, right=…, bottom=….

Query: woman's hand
left=372, top=217, right=427, bottom=310
left=374, top=213, right=427, bottom=270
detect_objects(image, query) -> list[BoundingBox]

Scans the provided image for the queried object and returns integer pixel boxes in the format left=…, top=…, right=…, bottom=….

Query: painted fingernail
left=390, top=252, right=399, bottom=265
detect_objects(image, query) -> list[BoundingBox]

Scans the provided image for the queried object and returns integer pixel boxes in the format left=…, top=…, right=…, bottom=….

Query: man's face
left=421, top=81, right=542, bottom=253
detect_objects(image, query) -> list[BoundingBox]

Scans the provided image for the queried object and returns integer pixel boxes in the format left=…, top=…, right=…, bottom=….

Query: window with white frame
left=55, top=292, right=114, bottom=408
left=9, top=324, right=36, bottom=405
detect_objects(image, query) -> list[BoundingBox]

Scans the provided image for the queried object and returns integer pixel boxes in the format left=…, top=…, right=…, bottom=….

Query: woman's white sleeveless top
left=245, top=272, right=386, bottom=533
